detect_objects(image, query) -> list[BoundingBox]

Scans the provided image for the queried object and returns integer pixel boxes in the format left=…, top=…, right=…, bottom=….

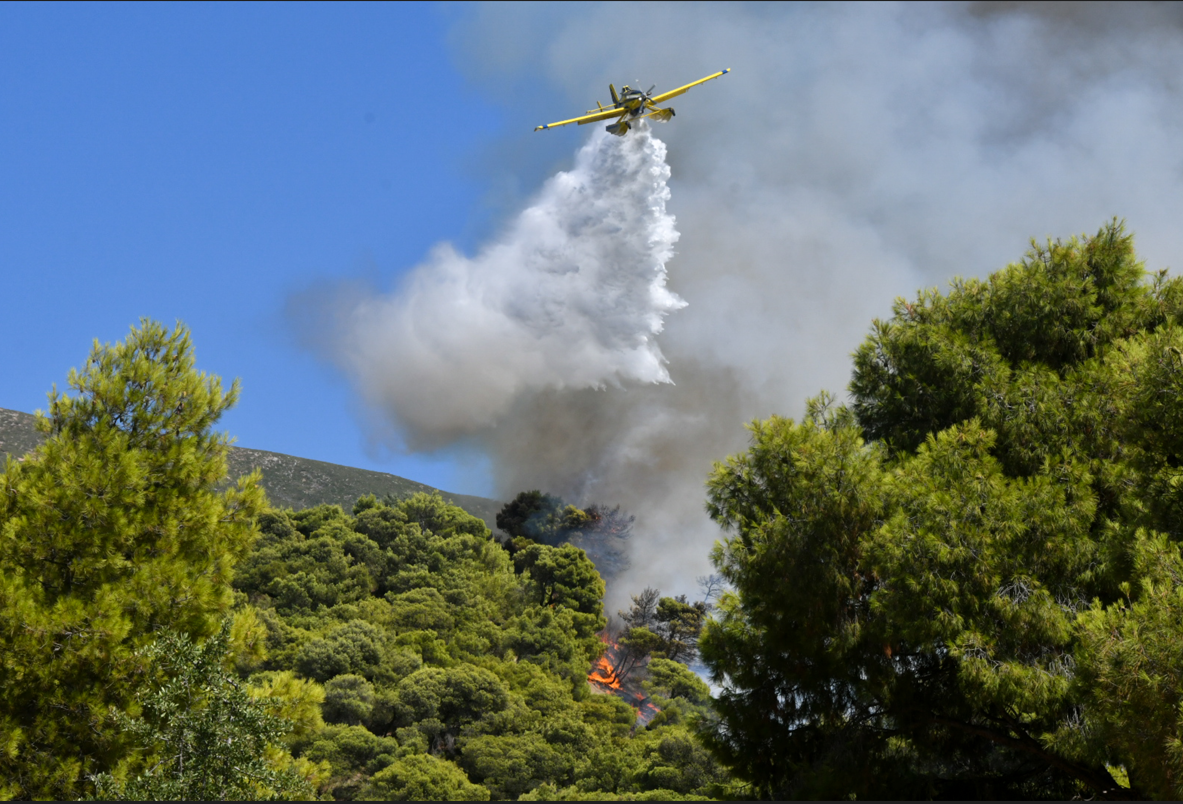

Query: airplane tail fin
left=609, top=84, right=619, bottom=105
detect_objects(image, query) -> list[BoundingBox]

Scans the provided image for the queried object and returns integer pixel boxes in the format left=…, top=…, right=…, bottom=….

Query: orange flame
left=588, top=654, right=622, bottom=690
left=586, top=635, right=664, bottom=725
left=588, top=635, right=625, bottom=691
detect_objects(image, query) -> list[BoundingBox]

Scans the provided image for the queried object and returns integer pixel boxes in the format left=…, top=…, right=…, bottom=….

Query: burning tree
left=497, top=491, right=634, bottom=582
left=592, top=589, right=709, bottom=691
left=592, top=626, right=664, bottom=690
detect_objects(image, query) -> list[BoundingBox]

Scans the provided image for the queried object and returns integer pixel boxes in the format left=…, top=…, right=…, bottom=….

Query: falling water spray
left=329, top=126, right=685, bottom=449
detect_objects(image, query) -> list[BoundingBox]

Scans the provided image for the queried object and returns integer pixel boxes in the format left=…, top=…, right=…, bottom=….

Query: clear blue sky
left=0, top=2, right=539, bottom=495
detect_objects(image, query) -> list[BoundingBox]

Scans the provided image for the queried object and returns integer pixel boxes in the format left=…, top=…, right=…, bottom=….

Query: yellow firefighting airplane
left=534, top=68, right=730, bottom=135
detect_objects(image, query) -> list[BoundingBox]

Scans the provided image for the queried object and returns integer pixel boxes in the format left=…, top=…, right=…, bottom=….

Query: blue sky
left=0, top=2, right=534, bottom=494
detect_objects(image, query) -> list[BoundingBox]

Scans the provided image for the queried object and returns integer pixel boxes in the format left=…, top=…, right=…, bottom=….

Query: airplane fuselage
left=535, top=69, right=727, bottom=134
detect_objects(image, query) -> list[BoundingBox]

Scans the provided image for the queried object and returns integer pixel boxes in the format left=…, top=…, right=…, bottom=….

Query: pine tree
left=92, top=622, right=318, bottom=801
left=0, top=320, right=265, bottom=799
left=701, top=222, right=1183, bottom=799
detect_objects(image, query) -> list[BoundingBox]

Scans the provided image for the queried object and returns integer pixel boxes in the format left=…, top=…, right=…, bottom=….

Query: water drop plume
left=310, top=127, right=685, bottom=452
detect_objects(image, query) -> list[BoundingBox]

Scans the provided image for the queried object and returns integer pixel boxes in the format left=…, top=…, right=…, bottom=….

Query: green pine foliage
left=362, top=752, right=491, bottom=801
left=0, top=319, right=730, bottom=800
left=91, top=622, right=319, bottom=800
left=0, top=320, right=267, bottom=799
left=497, top=490, right=635, bottom=582
left=240, top=492, right=732, bottom=800
left=702, top=221, right=1183, bottom=799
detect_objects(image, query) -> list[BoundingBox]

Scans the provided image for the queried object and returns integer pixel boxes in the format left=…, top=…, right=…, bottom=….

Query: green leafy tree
left=504, top=606, right=594, bottom=679
left=701, top=222, right=1183, bottom=799
left=652, top=596, right=707, bottom=664
left=92, top=623, right=319, bottom=800
left=360, top=753, right=489, bottom=801
left=497, top=490, right=565, bottom=541
left=387, top=587, right=456, bottom=633
left=0, top=320, right=265, bottom=799
left=296, top=619, right=386, bottom=682
left=323, top=674, right=377, bottom=727
left=292, top=723, right=398, bottom=800
left=643, top=659, right=711, bottom=710
left=460, top=732, right=572, bottom=799
left=234, top=510, right=379, bottom=615
left=633, top=731, right=724, bottom=796
left=1074, top=529, right=1183, bottom=800
left=390, top=665, right=510, bottom=752
left=398, top=491, right=492, bottom=541
left=514, top=543, right=606, bottom=621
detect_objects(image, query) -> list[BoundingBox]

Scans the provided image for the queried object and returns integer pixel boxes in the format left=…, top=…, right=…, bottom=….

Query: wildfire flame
left=589, top=655, right=622, bottom=690
left=587, top=635, right=661, bottom=724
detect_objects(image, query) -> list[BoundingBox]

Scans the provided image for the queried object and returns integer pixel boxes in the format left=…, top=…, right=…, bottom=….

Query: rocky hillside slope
left=0, top=407, right=502, bottom=530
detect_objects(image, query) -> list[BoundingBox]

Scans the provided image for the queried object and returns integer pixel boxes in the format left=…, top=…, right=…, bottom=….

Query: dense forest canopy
left=702, top=221, right=1183, bottom=800
left=232, top=494, right=727, bottom=800
left=0, top=320, right=728, bottom=800
left=7, top=221, right=1183, bottom=800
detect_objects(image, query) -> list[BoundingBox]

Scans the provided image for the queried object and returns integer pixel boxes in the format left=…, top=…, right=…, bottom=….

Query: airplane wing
left=535, top=108, right=623, bottom=131
left=649, top=68, right=730, bottom=105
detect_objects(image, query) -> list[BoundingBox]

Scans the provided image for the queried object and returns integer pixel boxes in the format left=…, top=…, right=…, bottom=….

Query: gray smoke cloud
left=301, top=2, right=1183, bottom=609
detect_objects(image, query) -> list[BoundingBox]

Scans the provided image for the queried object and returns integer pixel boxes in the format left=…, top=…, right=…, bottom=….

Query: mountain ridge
left=0, top=407, right=503, bottom=530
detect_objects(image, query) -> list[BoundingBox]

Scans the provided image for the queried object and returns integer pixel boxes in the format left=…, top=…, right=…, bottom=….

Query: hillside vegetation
left=8, top=221, right=1183, bottom=800
left=232, top=493, right=728, bottom=800
left=0, top=406, right=502, bottom=530
left=0, top=320, right=728, bottom=800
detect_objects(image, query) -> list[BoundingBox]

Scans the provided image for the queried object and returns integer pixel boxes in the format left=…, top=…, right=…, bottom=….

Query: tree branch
left=923, top=712, right=1139, bottom=801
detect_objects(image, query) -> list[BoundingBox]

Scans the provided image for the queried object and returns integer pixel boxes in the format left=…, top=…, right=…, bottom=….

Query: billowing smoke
left=307, top=126, right=685, bottom=451
left=301, top=2, right=1183, bottom=610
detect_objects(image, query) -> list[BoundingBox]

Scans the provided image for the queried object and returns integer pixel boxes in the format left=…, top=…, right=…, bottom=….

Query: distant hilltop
left=0, top=407, right=502, bottom=531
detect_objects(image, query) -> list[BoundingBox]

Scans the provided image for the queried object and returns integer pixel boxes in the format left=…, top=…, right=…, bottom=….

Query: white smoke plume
left=301, top=2, right=1183, bottom=610
left=445, top=1, right=1183, bottom=608
left=313, top=127, right=684, bottom=450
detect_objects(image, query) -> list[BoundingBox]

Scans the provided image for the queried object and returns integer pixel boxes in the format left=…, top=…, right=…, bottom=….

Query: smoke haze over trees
left=293, top=2, right=1183, bottom=606
left=15, top=227, right=1183, bottom=796
left=21, top=5, right=1183, bottom=797
left=496, top=490, right=634, bottom=581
